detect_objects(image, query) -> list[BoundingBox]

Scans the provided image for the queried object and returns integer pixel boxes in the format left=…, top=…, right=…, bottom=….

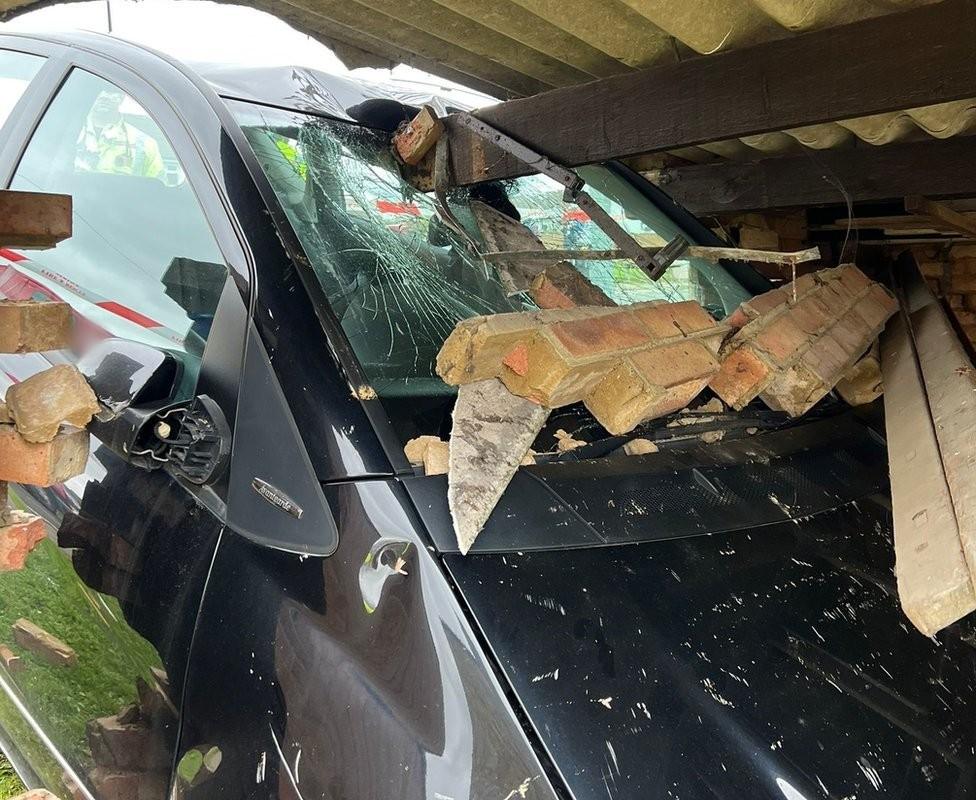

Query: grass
left=0, top=755, right=23, bottom=799
left=0, top=528, right=163, bottom=788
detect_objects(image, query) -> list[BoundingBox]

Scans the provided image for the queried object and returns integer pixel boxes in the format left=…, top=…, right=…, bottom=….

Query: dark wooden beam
left=447, top=0, right=976, bottom=185
left=650, top=136, right=976, bottom=216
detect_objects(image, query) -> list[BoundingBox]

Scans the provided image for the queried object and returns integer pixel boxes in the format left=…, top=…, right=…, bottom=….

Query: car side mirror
left=78, top=338, right=182, bottom=420
left=78, top=339, right=230, bottom=485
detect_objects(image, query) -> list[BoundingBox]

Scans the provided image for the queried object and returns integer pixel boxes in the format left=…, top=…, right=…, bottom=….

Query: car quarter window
left=6, top=67, right=227, bottom=393
left=0, top=49, right=44, bottom=130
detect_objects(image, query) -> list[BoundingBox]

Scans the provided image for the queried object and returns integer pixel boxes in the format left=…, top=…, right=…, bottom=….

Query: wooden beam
left=905, top=195, right=976, bottom=238
left=651, top=136, right=976, bottom=215
left=447, top=0, right=976, bottom=185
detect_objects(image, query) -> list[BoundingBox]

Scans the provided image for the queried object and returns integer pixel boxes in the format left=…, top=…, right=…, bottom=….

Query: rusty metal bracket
left=452, top=112, right=682, bottom=281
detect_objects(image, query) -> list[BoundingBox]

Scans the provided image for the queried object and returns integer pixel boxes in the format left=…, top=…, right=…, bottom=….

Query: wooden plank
left=653, top=136, right=976, bottom=215
left=905, top=195, right=976, bottom=238
left=880, top=294, right=976, bottom=636
left=0, top=190, right=71, bottom=249
left=445, top=0, right=976, bottom=185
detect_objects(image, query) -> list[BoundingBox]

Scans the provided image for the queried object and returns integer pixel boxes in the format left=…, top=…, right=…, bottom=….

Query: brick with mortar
left=710, top=265, right=897, bottom=413
left=585, top=340, right=719, bottom=434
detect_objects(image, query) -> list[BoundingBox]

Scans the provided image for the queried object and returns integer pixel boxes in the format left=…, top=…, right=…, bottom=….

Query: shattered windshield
left=230, top=101, right=749, bottom=400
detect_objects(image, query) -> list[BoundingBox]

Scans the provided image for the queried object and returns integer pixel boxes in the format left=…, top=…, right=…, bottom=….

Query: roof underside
left=1, top=0, right=971, bottom=165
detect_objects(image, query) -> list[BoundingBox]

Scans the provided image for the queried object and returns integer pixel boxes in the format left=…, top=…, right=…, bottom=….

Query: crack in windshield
left=230, top=100, right=750, bottom=407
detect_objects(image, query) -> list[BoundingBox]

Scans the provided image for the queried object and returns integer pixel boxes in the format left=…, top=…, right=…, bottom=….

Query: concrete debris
left=711, top=265, right=898, bottom=416
left=12, top=618, right=76, bottom=667
left=449, top=379, right=549, bottom=553
left=0, top=424, right=89, bottom=486
left=836, top=342, right=883, bottom=406
left=6, top=364, right=99, bottom=443
left=622, top=438, right=658, bottom=455
left=0, top=511, right=46, bottom=571
left=554, top=429, right=586, bottom=452
left=393, top=105, right=444, bottom=166
left=0, top=300, right=72, bottom=353
left=0, top=643, right=23, bottom=673
left=437, top=300, right=726, bottom=434
left=700, top=430, right=726, bottom=444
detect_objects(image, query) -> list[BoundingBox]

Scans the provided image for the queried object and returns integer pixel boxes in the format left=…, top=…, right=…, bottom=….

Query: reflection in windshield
left=230, top=101, right=749, bottom=402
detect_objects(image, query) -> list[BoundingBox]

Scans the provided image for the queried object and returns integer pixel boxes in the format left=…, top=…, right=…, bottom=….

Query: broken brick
left=0, top=190, right=72, bottom=248
left=393, top=105, right=443, bottom=166
left=439, top=302, right=727, bottom=426
left=585, top=341, right=719, bottom=435
left=6, top=364, right=99, bottom=443
left=88, top=767, right=166, bottom=800
left=0, top=643, right=23, bottom=673
left=87, top=714, right=153, bottom=770
left=423, top=440, right=450, bottom=476
left=709, top=265, right=898, bottom=415
left=0, top=300, right=72, bottom=353
left=12, top=618, right=76, bottom=667
left=403, top=435, right=443, bottom=466
left=0, top=424, right=89, bottom=486
left=136, top=674, right=177, bottom=723
left=529, top=263, right=614, bottom=309
left=0, top=511, right=46, bottom=571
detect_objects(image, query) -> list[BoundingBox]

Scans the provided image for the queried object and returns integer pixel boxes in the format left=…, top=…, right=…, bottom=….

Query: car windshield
left=229, top=100, right=750, bottom=402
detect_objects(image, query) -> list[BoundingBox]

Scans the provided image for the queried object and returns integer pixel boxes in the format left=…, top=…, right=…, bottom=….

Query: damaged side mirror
left=78, top=339, right=231, bottom=485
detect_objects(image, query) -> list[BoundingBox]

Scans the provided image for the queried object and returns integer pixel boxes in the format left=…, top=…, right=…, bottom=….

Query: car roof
left=192, top=62, right=475, bottom=122
left=3, top=29, right=477, bottom=123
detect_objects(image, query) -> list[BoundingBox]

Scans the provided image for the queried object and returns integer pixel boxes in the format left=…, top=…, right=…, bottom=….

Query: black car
left=0, top=30, right=970, bottom=800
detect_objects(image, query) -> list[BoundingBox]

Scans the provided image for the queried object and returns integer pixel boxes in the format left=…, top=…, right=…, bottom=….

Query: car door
left=0, top=53, right=246, bottom=800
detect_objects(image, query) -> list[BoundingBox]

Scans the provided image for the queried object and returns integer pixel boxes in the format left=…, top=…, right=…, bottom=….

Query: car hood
left=404, top=412, right=976, bottom=799
left=443, top=497, right=976, bottom=799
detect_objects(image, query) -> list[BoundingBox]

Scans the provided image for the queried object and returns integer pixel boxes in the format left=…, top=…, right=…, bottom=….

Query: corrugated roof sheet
left=2, top=0, right=968, bottom=159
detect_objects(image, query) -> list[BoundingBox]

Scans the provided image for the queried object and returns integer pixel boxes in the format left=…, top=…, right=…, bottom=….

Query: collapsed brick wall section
left=709, top=265, right=898, bottom=416
left=437, top=301, right=728, bottom=435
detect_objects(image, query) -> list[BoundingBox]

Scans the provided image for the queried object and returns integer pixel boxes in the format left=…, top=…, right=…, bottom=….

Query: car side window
left=7, top=68, right=227, bottom=390
left=0, top=49, right=44, bottom=129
